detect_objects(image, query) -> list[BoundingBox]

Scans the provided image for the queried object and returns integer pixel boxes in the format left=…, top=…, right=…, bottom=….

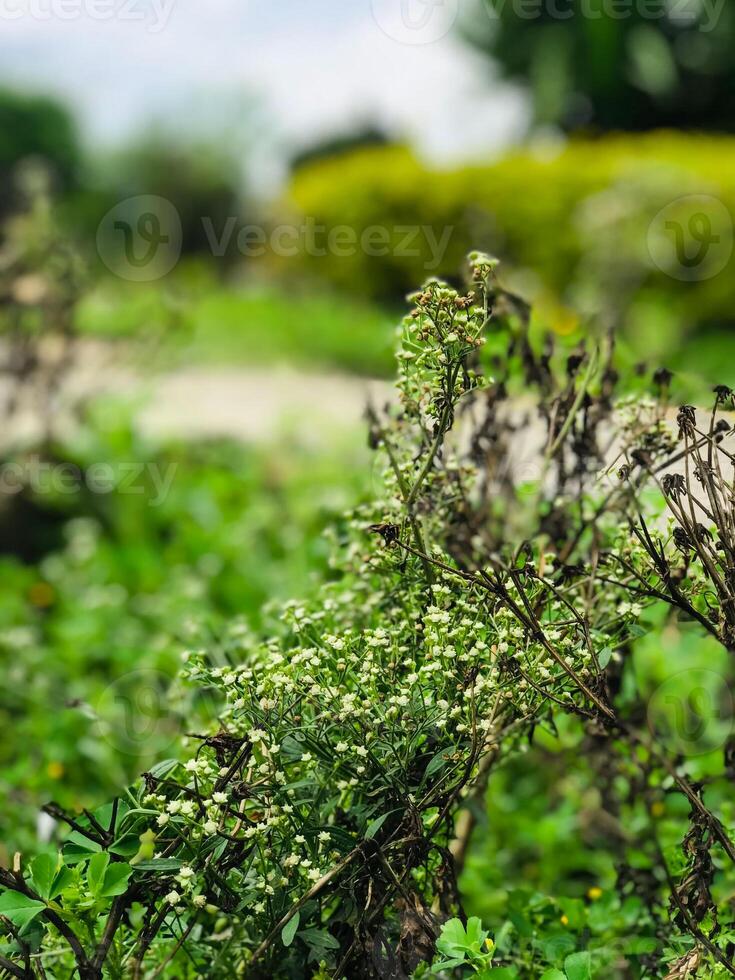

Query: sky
left=1, top=0, right=528, bottom=191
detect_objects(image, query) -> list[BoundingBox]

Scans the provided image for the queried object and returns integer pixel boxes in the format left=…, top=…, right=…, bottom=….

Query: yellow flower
left=47, top=761, right=64, bottom=780
left=587, top=887, right=603, bottom=901
left=560, top=914, right=569, bottom=926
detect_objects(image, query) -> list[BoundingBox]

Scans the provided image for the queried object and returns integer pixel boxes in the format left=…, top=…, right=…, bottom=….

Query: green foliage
left=462, top=0, right=735, bottom=131
left=5, top=255, right=735, bottom=977
left=0, top=89, right=81, bottom=214
left=432, top=916, right=494, bottom=973
left=287, top=135, right=735, bottom=385
left=0, top=414, right=368, bottom=856
left=96, top=133, right=243, bottom=258
left=75, top=273, right=395, bottom=376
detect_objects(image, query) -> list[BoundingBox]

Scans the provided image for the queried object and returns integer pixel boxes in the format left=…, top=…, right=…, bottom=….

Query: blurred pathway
left=23, top=341, right=391, bottom=446
left=134, top=365, right=390, bottom=443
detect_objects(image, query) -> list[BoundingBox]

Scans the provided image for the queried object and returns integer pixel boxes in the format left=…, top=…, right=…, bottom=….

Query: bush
left=286, top=135, right=735, bottom=379
left=5, top=254, right=735, bottom=977
left=462, top=0, right=735, bottom=132
left=0, top=90, right=81, bottom=216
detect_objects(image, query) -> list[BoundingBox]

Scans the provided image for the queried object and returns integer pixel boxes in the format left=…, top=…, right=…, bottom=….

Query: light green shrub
left=286, top=134, right=735, bottom=377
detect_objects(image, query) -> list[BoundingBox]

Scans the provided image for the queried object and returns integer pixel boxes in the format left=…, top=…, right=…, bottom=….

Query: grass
left=76, top=269, right=397, bottom=377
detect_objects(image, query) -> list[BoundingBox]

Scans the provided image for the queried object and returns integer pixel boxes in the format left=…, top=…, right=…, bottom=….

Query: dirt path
left=6, top=341, right=390, bottom=446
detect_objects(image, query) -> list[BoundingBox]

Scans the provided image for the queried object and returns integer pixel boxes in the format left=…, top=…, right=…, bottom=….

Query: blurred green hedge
left=286, top=133, right=735, bottom=375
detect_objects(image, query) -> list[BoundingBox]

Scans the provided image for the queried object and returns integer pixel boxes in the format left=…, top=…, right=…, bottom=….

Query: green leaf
left=100, top=862, right=132, bottom=897
left=624, top=937, right=658, bottom=955
left=565, top=951, right=593, bottom=980
left=29, top=855, right=56, bottom=901
left=539, top=971, right=567, bottom=980
left=29, top=856, right=72, bottom=903
left=282, top=911, right=300, bottom=947
left=49, top=866, right=73, bottom=901
left=132, top=858, right=183, bottom=872
left=597, top=647, right=612, bottom=669
left=541, top=932, right=576, bottom=962
left=110, top=834, right=146, bottom=858
left=147, top=759, right=179, bottom=779
left=423, top=749, right=454, bottom=779
left=365, top=811, right=395, bottom=839
left=433, top=957, right=467, bottom=971
left=437, top=918, right=469, bottom=958
left=128, top=902, right=147, bottom=929
left=62, top=832, right=101, bottom=864
left=87, top=852, right=110, bottom=896
left=464, top=916, right=489, bottom=951
left=0, top=891, right=46, bottom=930
left=297, top=927, right=340, bottom=950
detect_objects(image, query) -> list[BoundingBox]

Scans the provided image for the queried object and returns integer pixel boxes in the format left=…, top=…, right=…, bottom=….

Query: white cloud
left=0, top=0, right=528, bottom=188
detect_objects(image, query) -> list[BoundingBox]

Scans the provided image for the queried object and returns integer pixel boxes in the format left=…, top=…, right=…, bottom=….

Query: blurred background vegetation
left=2, top=0, right=735, bottom=968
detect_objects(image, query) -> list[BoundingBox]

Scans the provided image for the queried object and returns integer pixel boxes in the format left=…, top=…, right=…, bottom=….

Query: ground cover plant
left=0, top=420, right=367, bottom=857
left=0, top=188, right=369, bottom=857
left=3, top=253, right=735, bottom=977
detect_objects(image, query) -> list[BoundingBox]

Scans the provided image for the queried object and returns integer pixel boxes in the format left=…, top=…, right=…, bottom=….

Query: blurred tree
left=107, top=134, right=244, bottom=257
left=0, top=90, right=81, bottom=215
left=463, top=0, right=735, bottom=131
left=289, top=124, right=391, bottom=172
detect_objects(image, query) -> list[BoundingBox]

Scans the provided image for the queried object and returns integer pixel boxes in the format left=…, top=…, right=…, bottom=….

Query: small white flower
left=157, top=813, right=170, bottom=827
left=166, top=890, right=180, bottom=906
left=193, top=895, right=206, bottom=908
left=204, top=820, right=218, bottom=835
